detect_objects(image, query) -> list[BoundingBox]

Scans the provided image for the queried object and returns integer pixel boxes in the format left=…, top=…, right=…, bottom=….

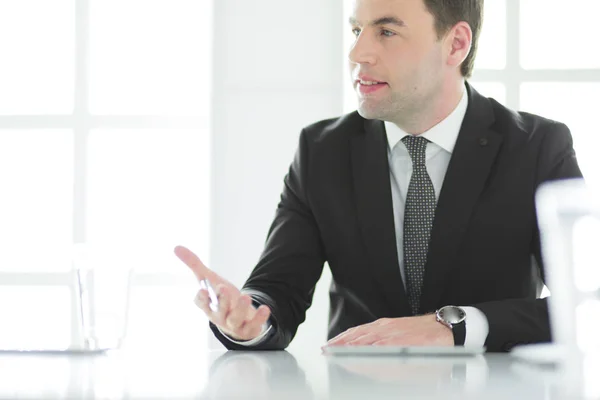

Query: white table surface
left=0, top=347, right=598, bottom=399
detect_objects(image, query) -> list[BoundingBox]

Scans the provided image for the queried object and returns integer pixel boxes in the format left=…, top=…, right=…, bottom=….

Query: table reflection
left=326, top=354, right=490, bottom=399
left=1, top=349, right=597, bottom=399
left=201, top=351, right=314, bottom=400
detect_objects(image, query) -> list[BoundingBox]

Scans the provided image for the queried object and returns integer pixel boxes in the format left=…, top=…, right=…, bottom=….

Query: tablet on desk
left=323, top=345, right=485, bottom=356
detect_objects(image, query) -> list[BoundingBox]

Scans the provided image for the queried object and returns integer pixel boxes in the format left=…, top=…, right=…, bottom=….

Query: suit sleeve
left=474, top=122, right=583, bottom=352
left=210, top=129, right=327, bottom=350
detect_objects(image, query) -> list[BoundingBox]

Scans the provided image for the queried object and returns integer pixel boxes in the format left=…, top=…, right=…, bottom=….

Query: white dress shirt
left=385, top=87, right=488, bottom=347
left=222, top=86, right=489, bottom=347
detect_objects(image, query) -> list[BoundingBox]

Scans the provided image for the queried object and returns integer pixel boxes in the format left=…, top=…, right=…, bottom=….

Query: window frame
left=0, top=0, right=210, bottom=348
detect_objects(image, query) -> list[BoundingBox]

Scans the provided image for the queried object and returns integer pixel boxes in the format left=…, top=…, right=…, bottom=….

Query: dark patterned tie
left=402, top=136, right=436, bottom=315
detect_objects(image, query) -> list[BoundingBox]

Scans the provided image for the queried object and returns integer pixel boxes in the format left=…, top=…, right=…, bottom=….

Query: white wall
left=209, top=0, right=344, bottom=373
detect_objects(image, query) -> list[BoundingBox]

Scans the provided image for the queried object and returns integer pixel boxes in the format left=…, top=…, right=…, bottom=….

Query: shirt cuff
left=217, top=322, right=273, bottom=346
left=461, top=306, right=489, bottom=347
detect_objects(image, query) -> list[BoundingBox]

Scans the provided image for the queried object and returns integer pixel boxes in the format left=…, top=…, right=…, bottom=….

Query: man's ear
left=445, top=21, right=473, bottom=70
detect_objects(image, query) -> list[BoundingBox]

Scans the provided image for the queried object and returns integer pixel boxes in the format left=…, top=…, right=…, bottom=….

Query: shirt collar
left=384, top=85, right=469, bottom=154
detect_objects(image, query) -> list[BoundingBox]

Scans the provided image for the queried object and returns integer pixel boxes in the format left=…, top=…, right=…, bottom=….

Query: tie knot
left=401, top=135, right=429, bottom=165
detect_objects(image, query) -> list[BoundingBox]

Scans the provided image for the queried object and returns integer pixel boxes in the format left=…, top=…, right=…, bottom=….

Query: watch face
left=439, top=306, right=466, bottom=324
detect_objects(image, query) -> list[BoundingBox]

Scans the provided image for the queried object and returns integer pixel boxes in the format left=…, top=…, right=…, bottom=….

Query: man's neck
left=393, top=80, right=466, bottom=135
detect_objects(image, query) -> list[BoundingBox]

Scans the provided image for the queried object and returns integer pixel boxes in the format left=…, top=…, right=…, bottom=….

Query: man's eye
left=351, top=28, right=361, bottom=37
left=381, top=29, right=395, bottom=37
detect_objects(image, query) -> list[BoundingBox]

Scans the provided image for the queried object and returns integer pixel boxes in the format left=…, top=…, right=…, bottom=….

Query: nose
left=348, top=31, right=377, bottom=66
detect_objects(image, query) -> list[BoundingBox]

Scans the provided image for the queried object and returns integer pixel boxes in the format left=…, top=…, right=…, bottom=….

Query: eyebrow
left=349, top=16, right=407, bottom=28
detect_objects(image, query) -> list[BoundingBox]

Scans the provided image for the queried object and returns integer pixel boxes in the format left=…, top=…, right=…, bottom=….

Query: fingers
left=193, top=285, right=230, bottom=325
left=325, top=322, right=377, bottom=346
left=194, top=289, right=214, bottom=316
left=326, top=327, right=363, bottom=347
left=326, top=334, right=350, bottom=346
left=226, top=295, right=256, bottom=331
left=237, top=305, right=271, bottom=339
left=193, top=284, right=272, bottom=341
left=346, top=333, right=380, bottom=346
left=174, top=245, right=218, bottom=283
left=325, top=319, right=387, bottom=347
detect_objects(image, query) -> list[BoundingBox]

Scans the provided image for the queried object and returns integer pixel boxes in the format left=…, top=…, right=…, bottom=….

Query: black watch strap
left=452, top=320, right=466, bottom=346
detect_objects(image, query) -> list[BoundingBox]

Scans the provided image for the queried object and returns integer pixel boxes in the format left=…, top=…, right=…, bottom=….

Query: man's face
left=348, top=0, right=448, bottom=123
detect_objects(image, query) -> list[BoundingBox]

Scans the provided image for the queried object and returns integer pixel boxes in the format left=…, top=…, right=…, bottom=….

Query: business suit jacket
left=210, top=83, right=583, bottom=352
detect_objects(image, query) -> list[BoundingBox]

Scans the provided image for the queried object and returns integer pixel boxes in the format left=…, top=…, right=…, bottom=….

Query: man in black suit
left=175, top=0, right=582, bottom=352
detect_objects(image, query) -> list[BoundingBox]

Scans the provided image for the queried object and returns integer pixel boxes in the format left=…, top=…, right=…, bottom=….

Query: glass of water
left=73, top=244, right=133, bottom=351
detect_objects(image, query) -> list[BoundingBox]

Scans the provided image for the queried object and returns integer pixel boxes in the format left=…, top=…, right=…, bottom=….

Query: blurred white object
left=518, top=178, right=600, bottom=398
left=199, top=279, right=219, bottom=313
left=73, top=244, right=133, bottom=351
left=535, top=178, right=600, bottom=356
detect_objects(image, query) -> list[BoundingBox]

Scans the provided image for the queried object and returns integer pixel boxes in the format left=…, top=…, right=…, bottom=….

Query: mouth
left=355, top=79, right=388, bottom=95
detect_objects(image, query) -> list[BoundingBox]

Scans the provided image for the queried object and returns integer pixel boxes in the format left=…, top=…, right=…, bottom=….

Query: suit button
left=479, top=138, right=489, bottom=146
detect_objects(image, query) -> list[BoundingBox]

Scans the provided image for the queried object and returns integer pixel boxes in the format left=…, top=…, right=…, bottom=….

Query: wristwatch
left=435, top=305, right=466, bottom=346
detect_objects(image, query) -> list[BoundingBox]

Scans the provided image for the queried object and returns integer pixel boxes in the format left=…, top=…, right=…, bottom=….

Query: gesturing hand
left=174, top=245, right=271, bottom=341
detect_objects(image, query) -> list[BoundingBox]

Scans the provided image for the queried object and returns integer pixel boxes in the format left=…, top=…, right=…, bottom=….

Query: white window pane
left=474, top=0, right=506, bottom=70
left=89, top=0, right=209, bottom=116
left=0, top=357, right=71, bottom=399
left=124, top=285, right=208, bottom=396
left=0, top=130, right=73, bottom=272
left=573, top=216, right=600, bottom=293
left=577, top=299, right=600, bottom=353
left=0, top=0, right=74, bottom=114
left=0, top=287, right=71, bottom=349
left=521, top=0, right=600, bottom=69
left=521, top=83, right=600, bottom=184
left=126, top=286, right=206, bottom=350
left=342, top=0, right=355, bottom=114
left=469, top=82, right=506, bottom=106
left=87, top=129, right=209, bottom=272
left=343, top=86, right=358, bottom=115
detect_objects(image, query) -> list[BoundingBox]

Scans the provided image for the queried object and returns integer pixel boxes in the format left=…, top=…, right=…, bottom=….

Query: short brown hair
left=422, top=0, right=484, bottom=78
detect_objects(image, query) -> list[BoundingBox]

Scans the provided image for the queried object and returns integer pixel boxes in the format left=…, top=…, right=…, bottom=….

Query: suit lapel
left=420, top=85, right=503, bottom=313
left=351, top=119, right=411, bottom=316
